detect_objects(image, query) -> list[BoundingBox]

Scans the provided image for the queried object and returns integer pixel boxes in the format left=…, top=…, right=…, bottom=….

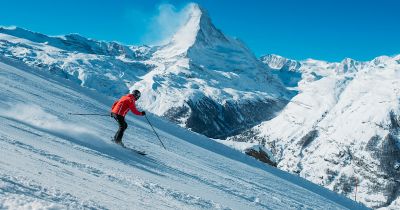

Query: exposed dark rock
left=333, top=174, right=357, bottom=196
left=390, top=111, right=400, bottom=132
left=163, top=104, right=191, bottom=125
left=325, top=168, right=339, bottom=185
left=245, top=147, right=277, bottom=167
left=366, top=135, right=381, bottom=152
left=298, top=130, right=319, bottom=149
left=377, top=134, right=400, bottom=207
left=228, top=127, right=263, bottom=143
left=363, top=111, right=400, bottom=208
left=164, top=97, right=288, bottom=139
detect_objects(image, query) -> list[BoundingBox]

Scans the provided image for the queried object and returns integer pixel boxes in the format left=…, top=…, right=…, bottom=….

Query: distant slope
left=230, top=54, right=400, bottom=209
left=0, top=27, right=153, bottom=97
left=0, top=57, right=366, bottom=209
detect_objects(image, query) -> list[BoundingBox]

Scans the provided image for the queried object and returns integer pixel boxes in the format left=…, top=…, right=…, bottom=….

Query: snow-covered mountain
left=260, top=54, right=302, bottom=87
left=0, top=57, right=367, bottom=209
left=134, top=4, right=292, bottom=138
left=1, top=3, right=399, bottom=209
left=0, top=4, right=292, bottom=139
left=0, top=26, right=153, bottom=59
left=229, top=54, right=400, bottom=209
left=261, top=54, right=301, bottom=72
left=0, top=26, right=154, bottom=97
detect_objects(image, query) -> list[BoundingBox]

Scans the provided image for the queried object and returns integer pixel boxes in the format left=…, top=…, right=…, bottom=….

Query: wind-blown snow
left=0, top=57, right=366, bottom=209
left=152, top=4, right=201, bottom=59
left=0, top=103, right=99, bottom=142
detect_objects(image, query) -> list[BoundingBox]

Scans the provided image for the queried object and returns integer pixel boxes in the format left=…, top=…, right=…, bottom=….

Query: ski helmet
left=131, top=90, right=141, bottom=100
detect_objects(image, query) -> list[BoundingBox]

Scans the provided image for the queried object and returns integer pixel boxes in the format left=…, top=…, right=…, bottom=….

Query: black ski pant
left=111, top=113, right=127, bottom=143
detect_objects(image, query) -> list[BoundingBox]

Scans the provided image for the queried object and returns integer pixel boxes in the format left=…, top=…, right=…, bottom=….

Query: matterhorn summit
left=152, top=4, right=228, bottom=59
left=153, top=4, right=266, bottom=72
left=136, top=3, right=292, bottom=138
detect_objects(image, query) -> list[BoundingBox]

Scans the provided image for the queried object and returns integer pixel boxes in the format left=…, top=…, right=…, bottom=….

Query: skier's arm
left=111, top=100, right=118, bottom=110
left=129, top=101, right=144, bottom=116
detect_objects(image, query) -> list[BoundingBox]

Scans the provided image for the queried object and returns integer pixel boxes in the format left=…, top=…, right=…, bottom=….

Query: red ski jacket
left=111, top=94, right=143, bottom=117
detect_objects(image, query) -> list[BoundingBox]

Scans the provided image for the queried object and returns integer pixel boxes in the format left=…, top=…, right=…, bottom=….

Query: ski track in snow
left=0, top=59, right=367, bottom=209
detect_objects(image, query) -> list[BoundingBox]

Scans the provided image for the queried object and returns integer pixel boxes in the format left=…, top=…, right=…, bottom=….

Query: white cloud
left=142, top=3, right=192, bottom=45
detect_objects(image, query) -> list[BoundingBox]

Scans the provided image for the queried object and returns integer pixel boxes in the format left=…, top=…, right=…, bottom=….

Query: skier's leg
left=113, top=114, right=127, bottom=143
left=111, top=113, right=120, bottom=142
left=118, top=118, right=128, bottom=142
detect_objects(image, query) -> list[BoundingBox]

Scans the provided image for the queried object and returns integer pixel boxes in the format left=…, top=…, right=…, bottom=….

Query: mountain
left=260, top=54, right=302, bottom=87
left=0, top=57, right=367, bottom=209
left=135, top=4, right=293, bottom=138
left=229, top=54, right=400, bottom=209
left=261, top=54, right=301, bottom=72
left=0, top=4, right=292, bottom=140
left=0, top=26, right=152, bottom=59
left=1, top=3, right=399, bottom=208
left=0, top=26, right=154, bottom=97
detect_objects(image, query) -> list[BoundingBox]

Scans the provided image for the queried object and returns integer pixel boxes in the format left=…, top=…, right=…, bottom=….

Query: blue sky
left=1, top=0, right=399, bottom=61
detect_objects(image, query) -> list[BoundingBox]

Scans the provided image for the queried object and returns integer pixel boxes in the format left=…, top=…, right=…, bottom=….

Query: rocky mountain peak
left=153, top=3, right=229, bottom=59
left=260, top=54, right=301, bottom=71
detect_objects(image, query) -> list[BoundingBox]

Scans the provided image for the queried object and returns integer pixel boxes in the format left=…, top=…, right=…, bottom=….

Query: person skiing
left=111, top=90, right=145, bottom=145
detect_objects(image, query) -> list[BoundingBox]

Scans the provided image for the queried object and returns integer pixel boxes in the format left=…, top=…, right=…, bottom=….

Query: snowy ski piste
left=0, top=58, right=367, bottom=209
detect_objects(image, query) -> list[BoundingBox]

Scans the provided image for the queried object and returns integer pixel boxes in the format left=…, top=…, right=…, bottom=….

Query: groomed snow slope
left=0, top=58, right=367, bottom=209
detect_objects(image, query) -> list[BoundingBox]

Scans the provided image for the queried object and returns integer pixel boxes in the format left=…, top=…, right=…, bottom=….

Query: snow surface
left=0, top=58, right=367, bottom=209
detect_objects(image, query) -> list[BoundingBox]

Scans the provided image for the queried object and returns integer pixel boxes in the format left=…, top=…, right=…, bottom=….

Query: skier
left=111, top=90, right=145, bottom=145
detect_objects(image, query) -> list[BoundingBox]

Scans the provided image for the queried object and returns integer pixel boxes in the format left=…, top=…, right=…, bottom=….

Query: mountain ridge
left=230, top=52, right=400, bottom=209
left=133, top=4, right=293, bottom=138
left=1, top=3, right=399, bottom=208
left=0, top=5, right=293, bottom=139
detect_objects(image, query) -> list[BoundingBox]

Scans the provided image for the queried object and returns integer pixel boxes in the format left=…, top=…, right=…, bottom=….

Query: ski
left=111, top=139, right=146, bottom=155
left=121, top=145, right=147, bottom=156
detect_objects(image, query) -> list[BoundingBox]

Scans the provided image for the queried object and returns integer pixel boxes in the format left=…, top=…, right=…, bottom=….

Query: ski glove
left=141, top=111, right=146, bottom=116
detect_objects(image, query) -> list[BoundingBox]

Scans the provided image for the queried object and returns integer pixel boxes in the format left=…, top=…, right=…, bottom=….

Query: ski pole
left=68, top=113, right=109, bottom=116
left=144, top=115, right=166, bottom=150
